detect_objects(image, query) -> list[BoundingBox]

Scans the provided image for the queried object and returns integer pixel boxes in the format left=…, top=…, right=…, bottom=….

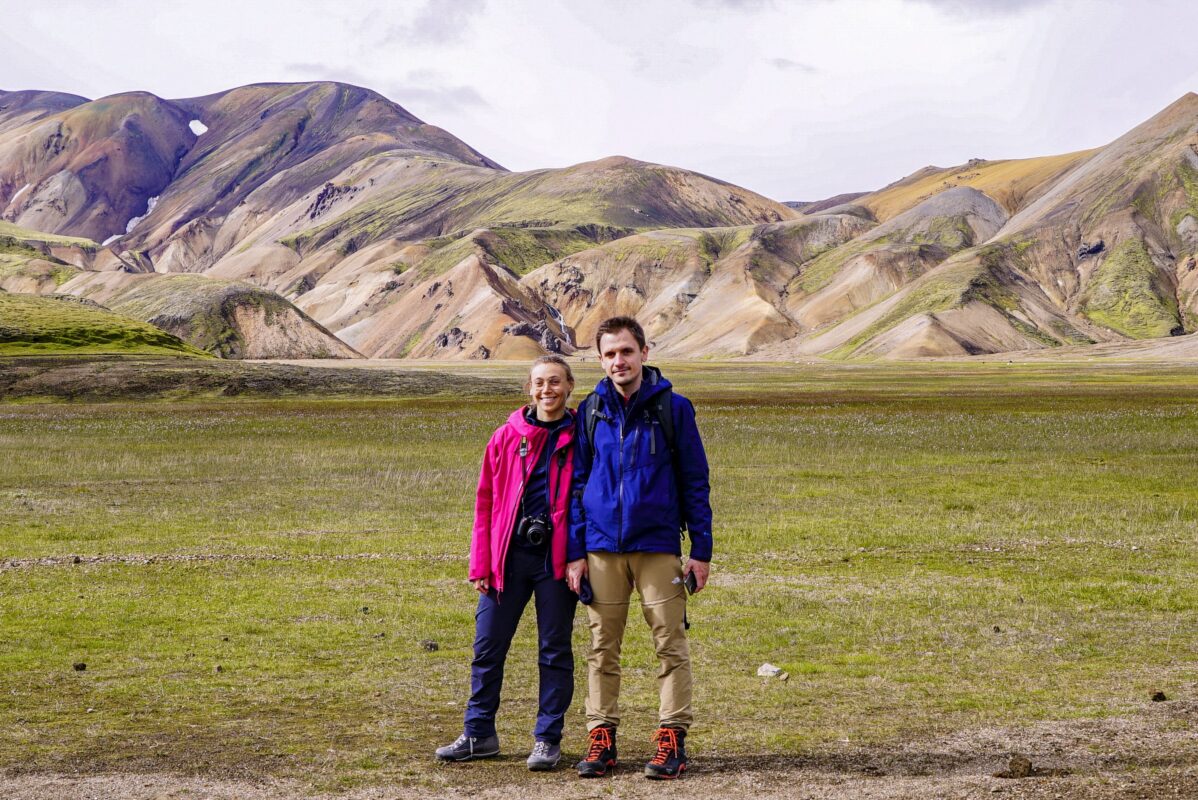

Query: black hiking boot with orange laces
left=576, top=724, right=617, bottom=778
left=643, top=726, right=687, bottom=779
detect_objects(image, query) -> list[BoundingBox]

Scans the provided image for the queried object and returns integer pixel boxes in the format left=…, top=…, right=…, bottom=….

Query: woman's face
left=528, top=362, right=572, bottom=417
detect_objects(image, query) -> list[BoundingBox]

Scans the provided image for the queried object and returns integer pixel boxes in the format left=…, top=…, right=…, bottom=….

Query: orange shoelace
left=649, top=727, right=678, bottom=766
left=585, top=727, right=613, bottom=761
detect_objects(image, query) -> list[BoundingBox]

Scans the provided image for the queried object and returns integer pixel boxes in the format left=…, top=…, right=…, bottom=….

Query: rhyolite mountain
left=2, top=81, right=1196, bottom=360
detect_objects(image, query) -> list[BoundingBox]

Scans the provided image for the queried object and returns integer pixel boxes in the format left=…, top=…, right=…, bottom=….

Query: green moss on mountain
left=0, top=255, right=81, bottom=287
left=827, top=259, right=987, bottom=359
left=0, top=221, right=99, bottom=250
left=280, top=156, right=791, bottom=261
left=910, top=214, right=976, bottom=249
left=1080, top=239, right=1182, bottom=338
left=0, top=293, right=210, bottom=357
left=103, top=274, right=299, bottom=357
left=1169, top=159, right=1198, bottom=233
left=409, top=234, right=482, bottom=278
left=796, top=237, right=884, bottom=294
left=476, top=228, right=598, bottom=276
left=0, top=238, right=53, bottom=261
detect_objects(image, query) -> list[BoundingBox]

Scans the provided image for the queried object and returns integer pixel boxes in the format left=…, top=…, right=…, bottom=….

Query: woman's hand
left=566, top=558, right=588, bottom=594
left=472, top=578, right=489, bottom=594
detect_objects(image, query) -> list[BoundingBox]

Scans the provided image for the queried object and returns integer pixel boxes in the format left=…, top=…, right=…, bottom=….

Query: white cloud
left=379, top=0, right=487, bottom=46
left=766, top=57, right=818, bottom=73
left=4, top=0, right=1198, bottom=201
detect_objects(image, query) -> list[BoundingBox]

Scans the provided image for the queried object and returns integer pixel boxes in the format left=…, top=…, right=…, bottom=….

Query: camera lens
left=525, top=517, right=548, bottom=547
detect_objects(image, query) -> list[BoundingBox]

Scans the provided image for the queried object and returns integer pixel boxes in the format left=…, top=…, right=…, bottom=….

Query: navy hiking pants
left=464, top=546, right=578, bottom=744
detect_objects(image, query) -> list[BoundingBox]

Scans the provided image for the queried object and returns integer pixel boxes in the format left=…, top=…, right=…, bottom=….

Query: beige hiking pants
left=585, top=551, right=692, bottom=731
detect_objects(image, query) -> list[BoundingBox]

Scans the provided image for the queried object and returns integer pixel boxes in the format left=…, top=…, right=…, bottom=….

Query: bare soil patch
left=3, top=703, right=1194, bottom=799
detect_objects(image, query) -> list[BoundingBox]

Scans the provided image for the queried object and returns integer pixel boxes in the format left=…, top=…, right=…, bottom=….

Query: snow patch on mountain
left=125, top=196, right=159, bottom=234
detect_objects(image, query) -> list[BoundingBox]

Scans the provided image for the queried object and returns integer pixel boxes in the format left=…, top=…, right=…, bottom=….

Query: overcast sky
left=2, top=0, right=1197, bottom=200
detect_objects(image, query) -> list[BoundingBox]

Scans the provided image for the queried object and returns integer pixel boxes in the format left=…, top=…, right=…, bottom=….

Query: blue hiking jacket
left=568, top=366, right=713, bottom=562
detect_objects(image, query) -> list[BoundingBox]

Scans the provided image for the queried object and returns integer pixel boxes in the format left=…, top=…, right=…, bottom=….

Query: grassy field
left=1, top=359, right=1196, bottom=793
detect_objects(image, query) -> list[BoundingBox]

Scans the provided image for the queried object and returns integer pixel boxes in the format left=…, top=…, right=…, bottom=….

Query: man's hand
left=683, top=559, right=710, bottom=594
left=472, top=578, right=489, bottom=594
left=566, top=558, right=588, bottom=594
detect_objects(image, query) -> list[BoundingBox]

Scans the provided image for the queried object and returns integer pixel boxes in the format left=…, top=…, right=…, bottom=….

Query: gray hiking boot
left=435, top=733, right=500, bottom=761
left=527, top=739, right=561, bottom=771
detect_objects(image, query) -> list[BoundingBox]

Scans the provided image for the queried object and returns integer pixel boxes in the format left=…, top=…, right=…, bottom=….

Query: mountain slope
left=0, top=291, right=209, bottom=357
left=0, top=82, right=502, bottom=249
left=3, top=82, right=1197, bottom=361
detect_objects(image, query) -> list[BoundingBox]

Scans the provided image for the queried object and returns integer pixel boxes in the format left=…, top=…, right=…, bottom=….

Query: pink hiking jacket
left=469, top=407, right=576, bottom=592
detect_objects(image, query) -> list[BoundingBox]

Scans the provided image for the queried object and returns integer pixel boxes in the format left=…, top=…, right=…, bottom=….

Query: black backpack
left=578, top=388, right=677, bottom=464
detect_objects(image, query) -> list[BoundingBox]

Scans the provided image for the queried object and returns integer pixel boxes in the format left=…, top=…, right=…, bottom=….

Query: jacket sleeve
left=567, top=405, right=592, bottom=562
left=674, top=396, right=713, bottom=562
left=468, top=431, right=499, bottom=580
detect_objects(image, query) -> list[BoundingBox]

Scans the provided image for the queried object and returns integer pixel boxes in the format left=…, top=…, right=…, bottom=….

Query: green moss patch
left=0, top=220, right=99, bottom=250
left=0, top=293, right=210, bottom=357
left=0, top=256, right=81, bottom=287
left=827, top=259, right=986, bottom=359
left=103, top=274, right=302, bottom=358
left=1081, top=239, right=1182, bottom=338
left=475, top=227, right=598, bottom=276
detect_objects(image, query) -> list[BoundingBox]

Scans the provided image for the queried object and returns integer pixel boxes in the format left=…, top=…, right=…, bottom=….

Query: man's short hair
left=595, top=316, right=646, bottom=352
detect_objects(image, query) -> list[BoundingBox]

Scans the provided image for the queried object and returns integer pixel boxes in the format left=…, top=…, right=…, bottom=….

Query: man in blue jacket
left=566, top=316, right=712, bottom=780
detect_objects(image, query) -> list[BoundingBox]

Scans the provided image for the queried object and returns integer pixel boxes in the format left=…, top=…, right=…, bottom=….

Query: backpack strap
left=647, top=388, right=676, bottom=457
left=647, top=388, right=688, bottom=535
left=578, top=392, right=609, bottom=470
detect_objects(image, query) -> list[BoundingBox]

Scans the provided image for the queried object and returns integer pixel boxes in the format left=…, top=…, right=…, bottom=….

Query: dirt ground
left=4, top=701, right=1194, bottom=799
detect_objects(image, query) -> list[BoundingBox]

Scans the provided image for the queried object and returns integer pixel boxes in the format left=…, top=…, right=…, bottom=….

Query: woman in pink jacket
left=435, top=354, right=578, bottom=771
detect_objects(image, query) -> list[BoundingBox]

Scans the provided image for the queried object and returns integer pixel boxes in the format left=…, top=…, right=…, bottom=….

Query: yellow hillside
left=862, top=149, right=1098, bottom=221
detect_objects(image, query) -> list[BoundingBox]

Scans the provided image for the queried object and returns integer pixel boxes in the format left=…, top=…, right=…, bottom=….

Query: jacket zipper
left=617, top=403, right=625, bottom=551
left=497, top=432, right=539, bottom=600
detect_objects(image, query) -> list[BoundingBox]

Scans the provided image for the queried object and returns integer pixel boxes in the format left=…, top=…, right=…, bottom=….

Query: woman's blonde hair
left=525, top=354, right=575, bottom=397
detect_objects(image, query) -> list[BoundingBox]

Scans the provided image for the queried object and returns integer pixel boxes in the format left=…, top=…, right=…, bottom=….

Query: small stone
left=72, top=556, right=82, bottom=564
left=373, top=632, right=386, bottom=639
left=72, top=662, right=86, bottom=671
left=421, top=640, right=439, bottom=652
left=1007, top=753, right=1033, bottom=778
left=86, top=707, right=95, bottom=713
left=1151, top=691, right=1167, bottom=702
left=757, top=663, right=783, bottom=678
left=993, top=753, right=1035, bottom=778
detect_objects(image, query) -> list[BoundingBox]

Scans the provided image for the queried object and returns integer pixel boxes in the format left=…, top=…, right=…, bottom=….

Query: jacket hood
left=505, top=406, right=577, bottom=437
left=594, top=364, right=672, bottom=412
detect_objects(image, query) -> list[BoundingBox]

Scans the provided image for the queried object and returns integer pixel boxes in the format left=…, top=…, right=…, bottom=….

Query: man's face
left=598, top=329, right=649, bottom=390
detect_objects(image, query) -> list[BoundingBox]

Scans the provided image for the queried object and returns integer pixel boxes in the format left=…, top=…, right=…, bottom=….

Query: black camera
left=516, top=515, right=550, bottom=548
